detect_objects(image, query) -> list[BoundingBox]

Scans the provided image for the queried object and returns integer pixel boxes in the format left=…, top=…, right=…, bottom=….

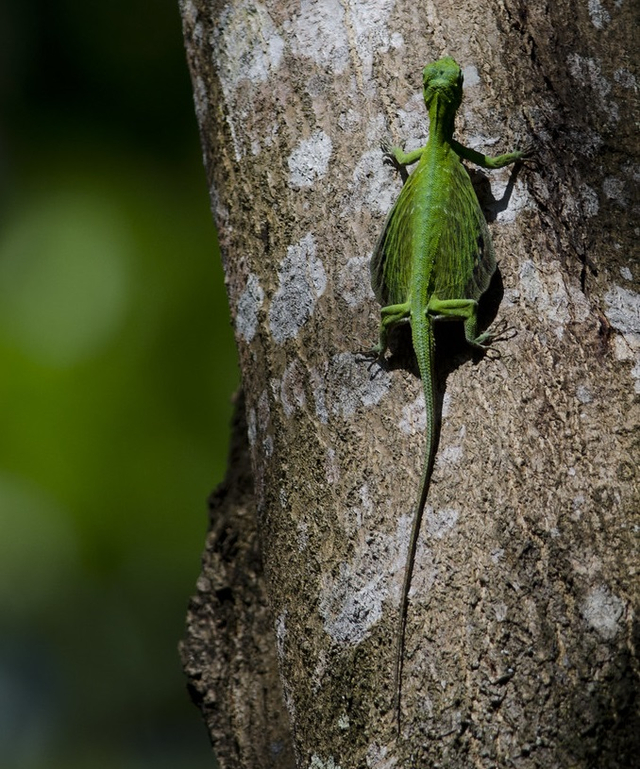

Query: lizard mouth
left=423, top=83, right=459, bottom=109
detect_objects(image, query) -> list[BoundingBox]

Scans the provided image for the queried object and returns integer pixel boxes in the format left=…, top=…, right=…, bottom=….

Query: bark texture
left=179, top=1, right=639, bottom=767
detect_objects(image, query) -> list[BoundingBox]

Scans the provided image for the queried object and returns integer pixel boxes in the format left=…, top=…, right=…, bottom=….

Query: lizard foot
left=470, top=320, right=516, bottom=359
left=515, top=141, right=537, bottom=164
left=380, top=140, right=404, bottom=172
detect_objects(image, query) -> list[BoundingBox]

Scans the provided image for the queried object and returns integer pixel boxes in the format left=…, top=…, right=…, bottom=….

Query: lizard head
left=422, top=57, right=463, bottom=111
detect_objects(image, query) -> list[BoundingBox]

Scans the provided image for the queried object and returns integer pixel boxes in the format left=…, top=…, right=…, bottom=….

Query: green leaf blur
left=1, top=2, right=237, bottom=767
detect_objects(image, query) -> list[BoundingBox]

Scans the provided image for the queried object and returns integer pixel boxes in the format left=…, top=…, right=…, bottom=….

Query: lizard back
left=371, top=144, right=496, bottom=311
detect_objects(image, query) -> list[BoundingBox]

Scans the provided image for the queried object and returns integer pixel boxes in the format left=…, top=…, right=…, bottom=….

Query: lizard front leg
left=451, top=139, right=533, bottom=169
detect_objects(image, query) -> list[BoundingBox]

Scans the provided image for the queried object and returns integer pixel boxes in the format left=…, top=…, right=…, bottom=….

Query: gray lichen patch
left=319, top=559, right=386, bottom=646
left=398, top=394, right=426, bottom=436
left=567, top=53, right=619, bottom=124
left=588, top=0, right=611, bottom=29
left=319, top=512, right=408, bottom=647
left=604, top=285, right=640, bottom=392
left=268, top=233, right=327, bottom=344
left=279, top=359, right=308, bottom=417
left=604, top=285, right=640, bottom=335
left=350, top=149, right=401, bottom=218
left=518, top=259, right=590, bottom=332
left=336, top=255, right=374, bottom=309
left=286, top=0, right=350, bottom=75
left=494, top=178, right=534, bottom=224
left=214, top=1, right=285, bottom=159
left=602, top=176, right=628, bottom=207
left=217, top=2, right=284, bottom=90
left=287, top=0, right=399, bottom=84
left=390, top=91, right=429, bottom=152
left=425, top=507, right=459, bottom=539
left=236, top=273, right=265, bottom=342
left=288, top=131, right=333, bottom=189
left=614, top=68, right=638, bottom=90
left=462, top=64, right=481, bottom=88
left=309, top=754, right=342, bottom=769
left=581, top=586, right=624, bottom=640
left=578, top=183, right=600, bottom=217
left=311, top=352, right=390, bottom=423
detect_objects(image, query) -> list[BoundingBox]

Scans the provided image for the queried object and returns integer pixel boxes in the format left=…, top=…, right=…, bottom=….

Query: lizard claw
left=380, top=140, right=403, bottom=171
left=470, top=320, right=516, bottom=359
left=515, top=142, right=536, bottom=162
left=489, top=320, right=517, bottom=344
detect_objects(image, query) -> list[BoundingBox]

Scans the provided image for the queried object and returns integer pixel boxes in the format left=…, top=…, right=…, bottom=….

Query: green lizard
left=366, top=57, right=528, bottom=730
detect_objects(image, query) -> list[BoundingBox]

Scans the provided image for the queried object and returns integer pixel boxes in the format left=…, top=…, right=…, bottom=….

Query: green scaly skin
left=368, top=57, right=528, bottom=733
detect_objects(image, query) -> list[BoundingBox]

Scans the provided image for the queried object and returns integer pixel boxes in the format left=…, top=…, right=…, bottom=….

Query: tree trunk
left=178, top=1, right=639, bottom=767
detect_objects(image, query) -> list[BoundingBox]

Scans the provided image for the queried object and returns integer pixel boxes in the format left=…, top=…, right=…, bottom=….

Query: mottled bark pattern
left=179, top=0, right=639, bottom=766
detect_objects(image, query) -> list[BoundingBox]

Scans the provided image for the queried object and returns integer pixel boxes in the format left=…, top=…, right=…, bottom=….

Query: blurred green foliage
left=1, top=1, right=237, bottom=766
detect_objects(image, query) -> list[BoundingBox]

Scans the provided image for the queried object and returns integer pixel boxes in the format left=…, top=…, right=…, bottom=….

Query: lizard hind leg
left=367, top=301, right=411, bottom=360
left=427, top=296, right=512, bottom=355
left=357, top=301, right=411, bottom=374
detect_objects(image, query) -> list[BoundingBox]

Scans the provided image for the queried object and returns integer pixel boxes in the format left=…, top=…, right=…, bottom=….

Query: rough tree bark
left=178, top=1, right=639, bottom=767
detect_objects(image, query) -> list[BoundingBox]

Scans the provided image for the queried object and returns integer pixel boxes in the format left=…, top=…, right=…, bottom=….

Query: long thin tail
left=394, top=314, right=437, bottom=734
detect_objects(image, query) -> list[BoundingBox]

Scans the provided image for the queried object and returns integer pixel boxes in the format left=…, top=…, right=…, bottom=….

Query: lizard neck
left=426, top=93, right=456, bottom=147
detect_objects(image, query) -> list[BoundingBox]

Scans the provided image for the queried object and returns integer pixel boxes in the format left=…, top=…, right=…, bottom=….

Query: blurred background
left=1, top=1, right=237, bottom=767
